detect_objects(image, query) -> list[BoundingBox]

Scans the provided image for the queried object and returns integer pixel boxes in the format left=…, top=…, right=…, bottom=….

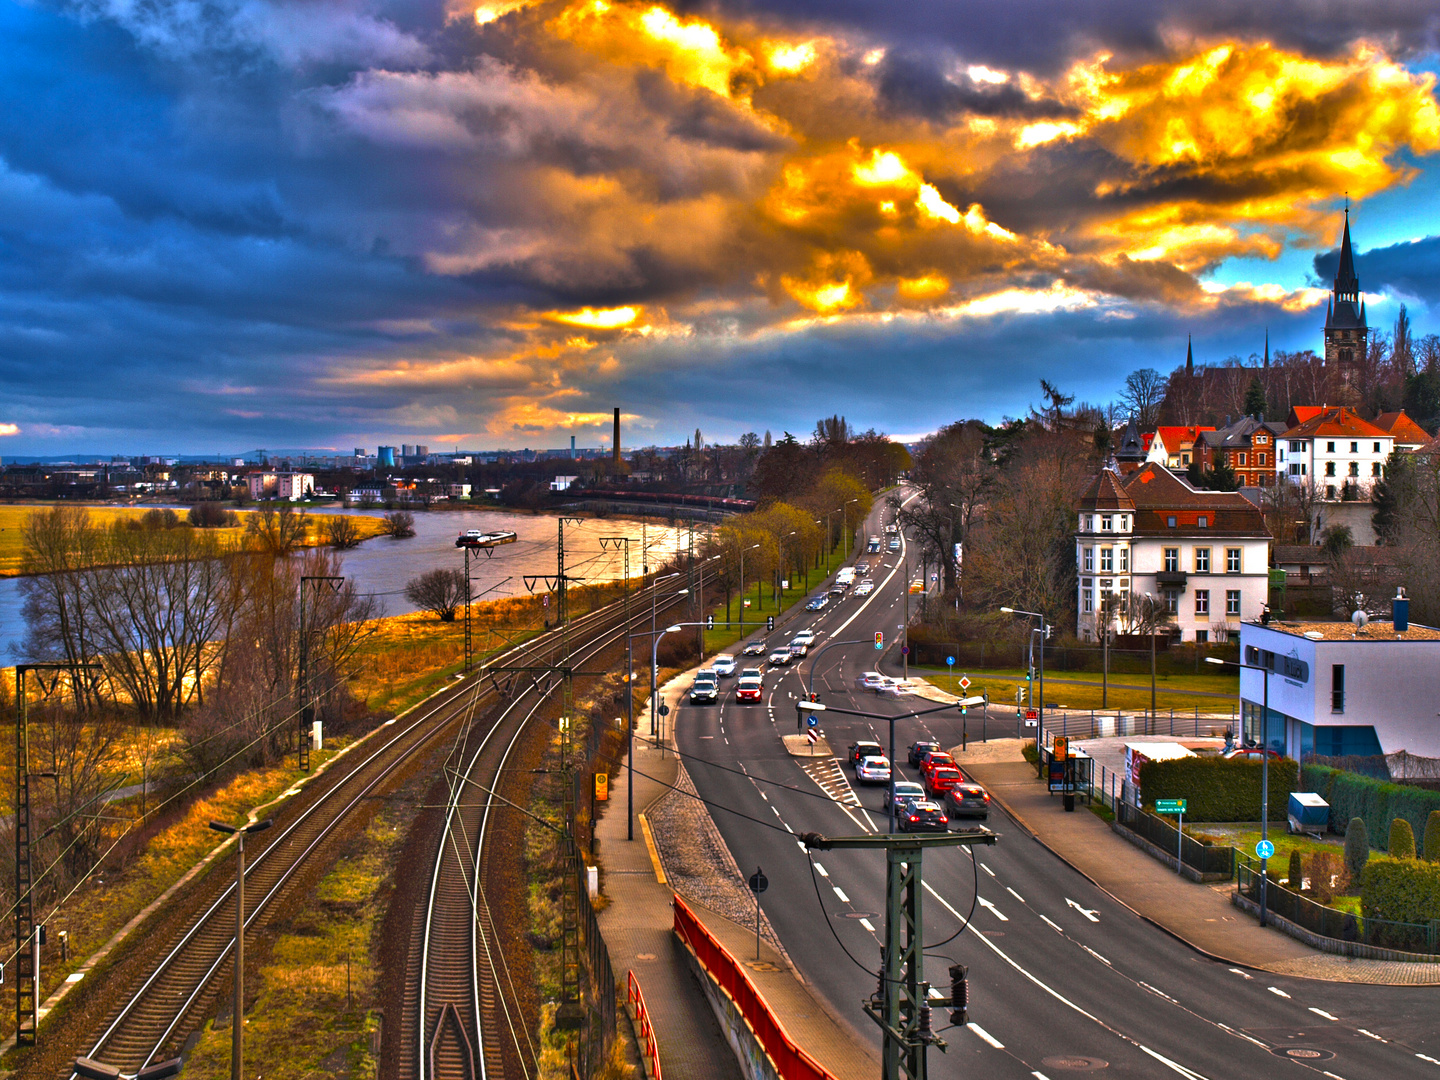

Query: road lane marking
left=966, top=1023, right=1004, bottom=1049
left=1081, top=944, right=1111, bottom=966
left=979, top=862, right=996, bottom=877
left=928, top=987, right=944, bottom=1000
left=833, top=886, right=850, bottom=902
left=638, top=813, right=666, bottom=884
left=1139, top=1044, right=1209, bottom=1080
left=1267, top=986, right=1290, bottom=999
left=1418, top=1053, right=1440, bottom=1065
left=1216, top=1023, right=1268, bottom=1049
left=1227, top=968, right=1252, bottom=979
left=1039, top=915, right=1064, bottom=933
left=1032, top=1074, right=1052, bottom=1080
left=1358, top=1029, right=1385, bottom=1042
left=859, top=918, right=875, bottom=932
left=814, top=862, right=829, bottom=877
left=976, top=896, right=1008, bottom=922
left=1066, top=898, right=1100, bottom=922
left=1309, top=1008, right=1339, bottom=1021
left=1006, top=886, right=1025, bottom=903
left=1139, top=982, right=1175, bottom=1003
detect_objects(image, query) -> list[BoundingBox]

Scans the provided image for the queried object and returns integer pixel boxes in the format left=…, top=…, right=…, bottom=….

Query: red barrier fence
left=627, top=970, right=662, bottom=1080
left=672, top=895, right=836, bottom=1080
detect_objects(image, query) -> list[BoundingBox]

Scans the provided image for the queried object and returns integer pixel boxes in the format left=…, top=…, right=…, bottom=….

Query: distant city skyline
left=3, top=1, right=1440, bottom=454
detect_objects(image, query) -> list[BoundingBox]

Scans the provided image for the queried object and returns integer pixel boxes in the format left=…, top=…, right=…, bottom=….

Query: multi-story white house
left=1275, top=406, right=1392, bottom=500
left=1076, top=463, right=1272, bottom=643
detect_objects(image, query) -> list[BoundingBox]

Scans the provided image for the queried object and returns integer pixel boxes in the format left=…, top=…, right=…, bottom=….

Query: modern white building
left=1237, top=603, right=1440, bottom=759
left=246, top=470, right=315, bottom=501
left=1075, top=463, right=1272, bottom=643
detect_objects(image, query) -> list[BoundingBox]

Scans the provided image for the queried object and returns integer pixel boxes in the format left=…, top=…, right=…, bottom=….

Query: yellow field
left=0, top=504, right=388, bottom=576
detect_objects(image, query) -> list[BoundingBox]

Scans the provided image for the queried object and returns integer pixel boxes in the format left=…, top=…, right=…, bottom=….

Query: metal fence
left=575, top=851, right=618, bottom=1077
left=1115, top=800, right=1235, bottom=877
left=1237, top=862, right=1440, bottom=956
left=1041, top=709, right=1235, bottom=743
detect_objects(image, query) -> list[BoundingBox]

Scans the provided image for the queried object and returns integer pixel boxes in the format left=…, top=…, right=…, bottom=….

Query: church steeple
left=1323, top=205, right=1367, bottom=393
left=1185, top=334, right=1193, bottom=375
left=1263, top=328, right=1269, bottom=368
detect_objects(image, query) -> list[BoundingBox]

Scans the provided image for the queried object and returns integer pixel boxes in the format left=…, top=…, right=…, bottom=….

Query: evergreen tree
left=1243, top=376, right=1268, bottom=419
left=1370, top=451, right=1414, bottom=545
left=1390, top=816, right=1417, bottom=858
left=1344, top=817, right=1369, bottom=878
left=1425, top=810, right=1440, bottom=861
left=1287, top=848, right=1303, bottom=888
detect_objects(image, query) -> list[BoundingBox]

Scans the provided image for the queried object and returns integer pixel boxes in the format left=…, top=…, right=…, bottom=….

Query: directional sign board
left=1256, top=839, right=1275, bottom=860
left=1155, top=799, right=1187, bottom=814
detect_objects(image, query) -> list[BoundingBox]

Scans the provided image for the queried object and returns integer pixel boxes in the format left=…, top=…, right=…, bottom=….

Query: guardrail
left=626, top=971, right=662, bottom=1080
left=672, top=895, right=836, bottom=1080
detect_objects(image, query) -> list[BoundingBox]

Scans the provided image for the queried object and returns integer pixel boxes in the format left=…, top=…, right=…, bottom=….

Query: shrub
left=404, top=568, right=467, bottom=622
left=1426, top=811, right=1440, bottom=862
left=1390, top=818, right=1417, bottom=860
left=1287, top=849, right=1303, bottom=888
left=1303, top=764, right=1440, bottom=850
left=187, top=500, right=231, bottom=528
left=1139, top=756, right=1298, bottom=822
left=1344, top=817, right=1370, bottom=879
left=1307, top=851, right=1345, bottom=904
left=382, top=510, right=416, bottom=539
left=1362, top=857, right=1440, bottom=924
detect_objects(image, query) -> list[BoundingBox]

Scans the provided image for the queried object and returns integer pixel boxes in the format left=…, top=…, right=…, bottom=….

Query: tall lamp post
left=735, top=542, right=760, bottom=626
left=209, top=818, right=274, bottom=1080
left=1144, top=592, right=1159, bottom=726
left=1207, top=655, right=1273, bottom=926
left=1001, top=607, right=1048, bottom=755
left=843, top=497, right=859, bottom=563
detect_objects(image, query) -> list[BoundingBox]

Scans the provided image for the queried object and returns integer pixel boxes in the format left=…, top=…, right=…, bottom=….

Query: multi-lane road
left=676, top=495, right=1439, bottom=1080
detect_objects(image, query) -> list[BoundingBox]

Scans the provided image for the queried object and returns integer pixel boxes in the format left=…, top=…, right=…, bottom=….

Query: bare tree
left=245, top=504, right=310, bottom=555
left=325, top=514, right=364, bottom=549
left=405, top=568, right=468, bottom=621
left=1119, top=368, right=1166, bottom=428
left=382, top=510, right=416, bottom=538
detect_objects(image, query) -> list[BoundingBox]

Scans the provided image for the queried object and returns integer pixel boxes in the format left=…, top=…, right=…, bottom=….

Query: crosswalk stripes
left=801, top=758, right=862, bottom=807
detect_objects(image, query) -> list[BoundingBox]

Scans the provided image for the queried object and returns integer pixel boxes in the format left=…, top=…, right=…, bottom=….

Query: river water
left=0, top=508, right=701, bottom=663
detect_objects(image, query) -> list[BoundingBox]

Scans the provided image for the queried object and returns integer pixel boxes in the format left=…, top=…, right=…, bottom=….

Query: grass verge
left=919, top=668, right=1239, bottom=714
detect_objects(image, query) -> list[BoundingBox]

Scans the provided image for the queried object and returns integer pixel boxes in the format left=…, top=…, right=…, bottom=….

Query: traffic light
left=706, top=614, right=714, bottom=629
left=767, top=615, right=775, bottom=632
left=874, top=631, right=884, bottom=649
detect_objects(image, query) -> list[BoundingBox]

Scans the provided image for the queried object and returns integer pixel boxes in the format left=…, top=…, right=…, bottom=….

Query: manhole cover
left=1273, top=1047, right=1335, bottom=1061
left=1042, top=1056, right=1108, bottom=1071
left=839, top=911, right=880, bottom=920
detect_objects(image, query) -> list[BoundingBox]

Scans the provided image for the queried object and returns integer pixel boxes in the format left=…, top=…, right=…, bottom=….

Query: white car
left=768, top=649, right=794, bottom=666
left=856, top=755, right=892, bottom=785
left=792, top=629, right=817, bottom=647
left=857, top=671, right=902, bottom=695
left=711, top=654, right=736, bottom=677
left=854, top=580, right=874, bottom=596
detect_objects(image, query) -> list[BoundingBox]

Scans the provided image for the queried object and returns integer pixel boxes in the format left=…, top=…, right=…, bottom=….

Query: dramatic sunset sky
left=4, top=0, right=1440, bottom=453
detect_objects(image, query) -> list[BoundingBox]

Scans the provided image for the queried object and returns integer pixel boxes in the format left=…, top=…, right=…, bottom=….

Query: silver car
left=856, top=755, right=892, bottom=785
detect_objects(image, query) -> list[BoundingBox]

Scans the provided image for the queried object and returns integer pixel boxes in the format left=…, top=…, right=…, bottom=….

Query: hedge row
left=1361, top=857, right=1440, bottom=925
left=1139, top=756, right=1298, bottom=822
left=1301, top=765, right=1440, bottom=851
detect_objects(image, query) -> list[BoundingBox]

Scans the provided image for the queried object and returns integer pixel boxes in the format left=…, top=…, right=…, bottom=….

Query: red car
left=925, top=766, right=964, bottom=798
left=735, top=678, right=763, bottom=702
left=920, top=751, right=955, bottom=780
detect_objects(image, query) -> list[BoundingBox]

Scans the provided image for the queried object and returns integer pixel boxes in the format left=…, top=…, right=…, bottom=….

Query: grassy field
left=0, top=504, right=389, bottom=576
left=920, top=667, right=1239, bottom=714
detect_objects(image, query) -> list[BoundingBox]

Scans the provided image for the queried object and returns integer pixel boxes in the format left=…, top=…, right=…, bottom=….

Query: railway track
left=68, top=575, right=698, bottom=1078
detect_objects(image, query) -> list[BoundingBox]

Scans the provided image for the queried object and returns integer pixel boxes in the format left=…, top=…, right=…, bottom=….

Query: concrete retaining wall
left=1231, top=890, right=1440, bottom=965
left=1111, top=821, right=1233, bottom=884
left=676, top=937, right=780, bottom=1080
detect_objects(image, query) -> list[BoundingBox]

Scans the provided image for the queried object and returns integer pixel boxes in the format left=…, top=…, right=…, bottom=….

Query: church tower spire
left=1323, top=205, right=1367, bottom=394
left=1185, top=334, right=1193, bottom=375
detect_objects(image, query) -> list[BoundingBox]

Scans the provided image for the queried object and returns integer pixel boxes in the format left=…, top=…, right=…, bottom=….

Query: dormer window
left=1198, top=515, right=1209, bottom=528
left=1101, top=516, right=1112, bottom=531
left=1167, top=515, right=1177, bottom=528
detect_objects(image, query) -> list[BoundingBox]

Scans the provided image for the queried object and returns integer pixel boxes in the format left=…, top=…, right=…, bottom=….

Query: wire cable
left=923, top=843, right=979, bottom=952
left=806, top=852, right=880, bottom=978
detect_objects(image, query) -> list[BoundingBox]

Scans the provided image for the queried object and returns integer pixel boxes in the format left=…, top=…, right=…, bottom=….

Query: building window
left=1226, top=589, right=1241, bottom=616
left=1101, top=515, right=1112, bottom=531
left=1326, top=484, right=1336, bottom=499
left=1349, top=461, right=1359, bottom=477
left=1325, top=461, right=1336, bottom=477
left=1350, top=441, right=1358, bottom=453
left=1238, top=452, right=1247, bottom=466
left=1195, top=589, right=1209, bottom=615
left=1198, top=515, right=1208, bottom=528
left=1083, top=547, right=1093, bottom=572
left=1372, top=462, right=1382, bottom=477
left=1100, top=547, right=1113, bottom=572
left=1256, top=452, right=1265, bottom=466
left=1167, top=515, right=1177, bottom=528
left=1256, top=435, right=1267, bottom=445
left=1373, top=442, right=1381, bottom=453
left=1327, top=441, right=1336, bottom=453
left=1164, top=547, right=1179, bottom=572
left=1164, top=590, right=1178, bottom=614
left=1195, top=629, right=1209, bottom=643
left=1226, top=548, right=1241, bottom=573
left=1119, top=548, right=1129, bottom=572
left=1082, top=585, right=1093, bottom=613
left=1182, top=453, right=1190, bottom=466
left=1332, top=664, right=1345, bottom=713
left=1195, top=548, right=1210, bottom=573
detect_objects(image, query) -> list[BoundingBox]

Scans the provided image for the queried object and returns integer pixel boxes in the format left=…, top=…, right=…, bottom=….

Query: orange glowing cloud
left=546, top=305, right=642, bottom=330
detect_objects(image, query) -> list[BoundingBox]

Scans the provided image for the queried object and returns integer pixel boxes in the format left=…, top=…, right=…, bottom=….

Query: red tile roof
left=1374, top=410, right=1432, bottom=446
left=1287, top=406, right=1327, bottom=427
left=1152, top=425, right=1215, bottom=452
left=1075, top=469, right=1135, bottom=511
left=1281, top=406, right=1389, bottom=441
left=1117, top=462, right=1269, bottom=536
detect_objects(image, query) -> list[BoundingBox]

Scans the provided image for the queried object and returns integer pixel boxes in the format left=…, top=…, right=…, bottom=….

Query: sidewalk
left=595, top=705, right=743, bottom=1080
left=957, top=746, right=1440, bottom=985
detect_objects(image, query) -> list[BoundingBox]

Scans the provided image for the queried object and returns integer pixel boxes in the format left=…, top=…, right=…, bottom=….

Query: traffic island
left=780, top=734, right=834, bottom=757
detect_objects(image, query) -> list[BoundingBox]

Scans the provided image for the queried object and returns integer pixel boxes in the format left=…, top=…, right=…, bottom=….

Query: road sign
left=1256, top=839, right=1275, bottom=860
left=946, top=655, right=956, bottom=666
left=781, top=579, right=789, bottom=590
left=748, top=869, right=768, bottom=894
left=1155, top=799, right=1187, bottom=814
left=744, top=599, right=751, bottom=607
left=959, top=676, right=970, bottom=690
left=901, top=645, right=909, bottom=655
left=1026, top=708, right=1038, bottom=720
left=806, top=714, right=818, bottom=728
left=806, top=729, right=818, bottom=744
left=594, top=772, right=608, bottom=802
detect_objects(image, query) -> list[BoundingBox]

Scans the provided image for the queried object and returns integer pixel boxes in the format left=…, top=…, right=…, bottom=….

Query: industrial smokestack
left=613, top=408, right=621, bottom=465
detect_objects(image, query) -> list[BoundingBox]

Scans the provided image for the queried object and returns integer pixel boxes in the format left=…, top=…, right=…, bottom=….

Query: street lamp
left=843, top=498, right=859, bottom=562
left=1144, top=592, right=1158, bottom=725
left=208, top=818, right=274, bottom=1080
left=1207, top=654, right=1273, bottom=926
left=1001, top=607, right=1048, bottom=756
left=736, top=542, right=760, bottom=626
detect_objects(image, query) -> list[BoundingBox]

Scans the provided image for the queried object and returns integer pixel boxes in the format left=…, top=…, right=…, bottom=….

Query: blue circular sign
left=946, top=656, right=956, bottom=666
left=807, top=715, right=818, bottom=727
left=1256, top=839, right=1275, bottom=860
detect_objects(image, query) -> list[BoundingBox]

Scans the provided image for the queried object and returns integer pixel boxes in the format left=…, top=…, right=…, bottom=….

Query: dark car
left=805, top=595, right=829, bottom=611
left=689, top=674, right=719, bottom=705
left=901, top=800, right=949, bottom=833
left=944, top=780, right=991, bottom=820
left=908, top=741, right=942, bottom=768
left=848, top=741, right=884, bottom=768
left=742, top=639, right=768, bottom=656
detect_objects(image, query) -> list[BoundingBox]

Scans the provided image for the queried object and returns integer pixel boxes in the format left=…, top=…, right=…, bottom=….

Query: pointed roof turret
left=1185, top=335, right=1194, bottom=374
left=1263, top=328, right=1269, bottom=368
left=1334, top=207, right=1360, bottom=300
left=1325, top=207, right=1367, bottom=332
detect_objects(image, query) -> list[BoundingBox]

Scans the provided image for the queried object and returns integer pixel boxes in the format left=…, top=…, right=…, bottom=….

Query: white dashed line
left=1267, top=986, right=1291, bottom=999
left=1006, top=886, right=1025, bottom=904
left=814, top=862, right=829, bottom=877
left=979, top=862, right=996, bottom=877
left=833, top=886, right=850, bottom=902
left=1032, top=1073, right=1052, bottom=1080
left=1358, top=1029, right=1386, bottom=1042
left=1418, top=1053, right=1440, bottom=1065
left=1039, top=915, right=1064, bottom=933
left=1081, top=944, right=1112, bottom=966
left=859, top=918, right=875, bottom=932
left=1139, top=982, right=1175, bottom=1003
left=1217, top=1023, right=1268, bottom=1049
left=1227, top=968, right=1252, bottom=979
left=928, top=986, right=944, bottom=1000
left=966, top=1023, right=1004, bottom=1049
left=1138, top=1044, right=1209, bottom=1079
left=1309, top=1007, right=1339, bottom=1021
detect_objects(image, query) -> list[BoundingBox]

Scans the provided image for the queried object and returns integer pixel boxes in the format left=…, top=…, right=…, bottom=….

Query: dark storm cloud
left=1315, top=234, right=1440, bottom=306
left=872, top=51, right=1075, bottom=121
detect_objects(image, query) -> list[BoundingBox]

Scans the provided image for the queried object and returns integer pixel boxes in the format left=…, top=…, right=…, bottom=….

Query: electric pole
left=298, top=575, right=346, bottom=772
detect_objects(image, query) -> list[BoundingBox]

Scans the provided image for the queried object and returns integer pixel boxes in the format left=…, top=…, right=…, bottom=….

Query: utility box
left=312, top=720, right=323, bottom=751
left=586, top=865, right=599, bottom=899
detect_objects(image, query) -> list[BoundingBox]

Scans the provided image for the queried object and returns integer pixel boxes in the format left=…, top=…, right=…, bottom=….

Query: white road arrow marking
left=977, top=896, right=1009, bottom=922
left=1066, top=898, right=1100, bottom=922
